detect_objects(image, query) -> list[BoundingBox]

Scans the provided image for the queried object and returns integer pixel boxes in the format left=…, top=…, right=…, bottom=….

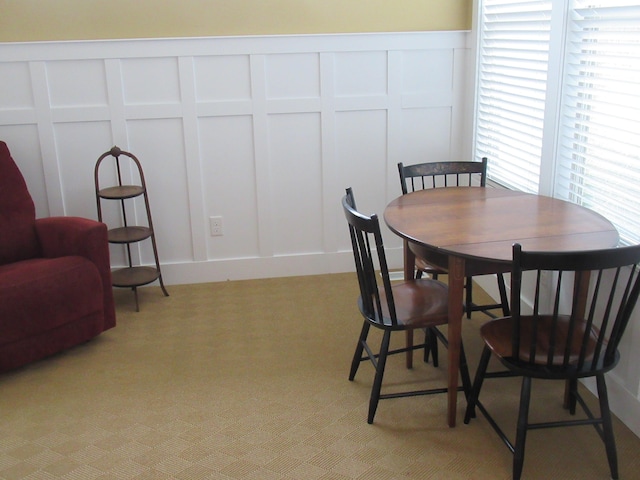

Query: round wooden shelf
left=111, top=266, right=161, bottom=288
left=99, top=185, right=145, bottom=199
left=108, top=226, right=152, bottom=243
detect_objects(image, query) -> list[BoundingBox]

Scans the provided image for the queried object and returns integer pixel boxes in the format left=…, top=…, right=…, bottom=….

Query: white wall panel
left=126, top=118, right=193, bottom=265
left=0, top=62, right=34, bottom=110
left=121, top=57, right=181, bottom=106
left=194, top=55, right=252, bottom=102
left=46, top=60, right=108, bottom=108
left=399, top=107, right=453, bottom=167
left=334, top=51, right=388, bottom=98
left=268, top=112, right=323, bottom=256
left=199, top=115, right=259, bottom=260
left=0, top=31, right=471, bottom=281
left=335, top=109, right=388, bottom=250
left=402, top=49, right=454, bottom=94
left=266, top=53, right=320, bottom=99
left=53, top=121, right=113, bottom=219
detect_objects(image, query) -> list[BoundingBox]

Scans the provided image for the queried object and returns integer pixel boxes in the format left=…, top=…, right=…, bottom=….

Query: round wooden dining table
left=383, top=187, right=619, bottom=427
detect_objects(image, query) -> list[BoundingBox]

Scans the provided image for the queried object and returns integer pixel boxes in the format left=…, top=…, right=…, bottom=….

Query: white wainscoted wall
left=0, top=31, right=471, bottom=284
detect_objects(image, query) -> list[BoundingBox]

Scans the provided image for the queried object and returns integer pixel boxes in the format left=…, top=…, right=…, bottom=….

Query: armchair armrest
left=36, top=217, right=107, bottom=261
left=35, top=217, right=116, bottom=328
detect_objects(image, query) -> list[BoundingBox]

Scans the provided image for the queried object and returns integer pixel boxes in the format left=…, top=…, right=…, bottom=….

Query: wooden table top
left=384, top=187, right=619, bottom=263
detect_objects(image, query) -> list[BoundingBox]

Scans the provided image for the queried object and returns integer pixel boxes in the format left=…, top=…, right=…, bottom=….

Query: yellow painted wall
left=0, top=0, right=471, bottom=42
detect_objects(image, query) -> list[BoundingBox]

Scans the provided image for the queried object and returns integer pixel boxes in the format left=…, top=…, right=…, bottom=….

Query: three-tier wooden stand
left=94, top=146, right=169, bottom=311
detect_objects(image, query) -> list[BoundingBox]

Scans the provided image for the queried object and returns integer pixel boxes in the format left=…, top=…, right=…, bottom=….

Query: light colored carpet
left=1, top=273, right=639, bottom=479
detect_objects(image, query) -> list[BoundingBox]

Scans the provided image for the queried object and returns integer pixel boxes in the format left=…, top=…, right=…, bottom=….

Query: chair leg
left=133, top=286, right=140, bottom=312
left=406, top=330, right=413, bottom=369
left=464, top=345, right=492, bottom=423
left=349, top=321, right=370, bottom=381
left=464, top=274, right=509, bottom=319
left=513, top=376, right=532, bottom=480
left=408, top=267, right=423, bottom=369
left=597, top=374, right=619, bottom=480
left=497, top=273, right=510, bottom=316
left=465, top=276, right=473, bottom=319
left=423, top=328, right=439, bottom=366
left=567, top=378, right=578, bottom=415
left=415, top=270, right=439, bottom=368
left=368, top=330, right=391, bottom=424
left=459, top=341, right=472, bottom=399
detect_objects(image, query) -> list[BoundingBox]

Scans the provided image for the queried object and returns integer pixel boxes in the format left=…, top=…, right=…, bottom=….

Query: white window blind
left=475, top=0, right=552, bottom=193
left=556, top=1, right=640, bottom=246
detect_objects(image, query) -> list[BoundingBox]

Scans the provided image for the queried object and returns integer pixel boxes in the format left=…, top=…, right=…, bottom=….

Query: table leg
left=404, top=240, right=416, bottom=369
left=447, top=255, right=465, bottom=427
left=403, top=240, right=415, bottom=281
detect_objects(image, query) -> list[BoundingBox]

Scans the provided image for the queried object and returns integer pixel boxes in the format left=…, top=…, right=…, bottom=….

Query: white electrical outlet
left=210, top=216, right=223, bottom=236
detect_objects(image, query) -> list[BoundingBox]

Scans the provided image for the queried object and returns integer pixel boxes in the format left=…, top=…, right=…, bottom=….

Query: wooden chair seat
left=481, top=315, right=598, bottom=373
left=376, top=279, right=449, bottom=328
left=414, top=257, right=443, bottom=275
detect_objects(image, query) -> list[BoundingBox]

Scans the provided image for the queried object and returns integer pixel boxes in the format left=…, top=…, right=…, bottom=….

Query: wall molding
left=0, top=31, right=470, bottom=61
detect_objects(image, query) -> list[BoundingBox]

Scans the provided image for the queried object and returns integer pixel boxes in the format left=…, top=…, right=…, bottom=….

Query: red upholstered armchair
left=0, top=141, right=115, bottom=372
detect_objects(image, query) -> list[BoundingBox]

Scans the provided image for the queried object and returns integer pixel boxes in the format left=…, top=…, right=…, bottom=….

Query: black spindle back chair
left=464, top=242, right=640, bottom=480
left=396, top=158, right=508, bottom=368
left=398, top=158, right=488, bottom=193
left=343, top=188, right=471, bottom=424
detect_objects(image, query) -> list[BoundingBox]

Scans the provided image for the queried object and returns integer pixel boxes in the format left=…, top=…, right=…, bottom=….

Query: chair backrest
left=342, top=188, right=397, bottom=326
left=0, top=141, right=40, bottom=265
left=398, top=158, right=488, bottom=194
left=510, top=243, right=640, bottom=376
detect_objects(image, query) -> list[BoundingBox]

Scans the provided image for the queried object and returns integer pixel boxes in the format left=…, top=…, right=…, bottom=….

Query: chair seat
left=481, top=315, right=599, bottom=372
left=358, top=279, right=449, bottom=329
left=415, top=257, right=446, bottom=275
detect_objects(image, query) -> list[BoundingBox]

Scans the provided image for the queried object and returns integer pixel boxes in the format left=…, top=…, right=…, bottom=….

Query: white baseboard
left=145, top=251, right=356, bottom=285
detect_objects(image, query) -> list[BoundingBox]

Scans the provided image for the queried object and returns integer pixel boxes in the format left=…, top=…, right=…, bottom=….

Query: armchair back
left=0, top=141, right=40, bottom=265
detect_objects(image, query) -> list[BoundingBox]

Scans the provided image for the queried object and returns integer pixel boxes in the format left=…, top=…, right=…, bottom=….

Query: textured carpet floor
left=1, top=273, right=639, bottom=479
